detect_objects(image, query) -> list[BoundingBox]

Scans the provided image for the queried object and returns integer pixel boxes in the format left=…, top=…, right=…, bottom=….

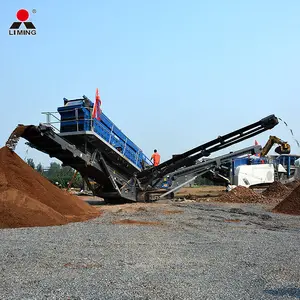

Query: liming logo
left=9, top=9, right=36, bottom=36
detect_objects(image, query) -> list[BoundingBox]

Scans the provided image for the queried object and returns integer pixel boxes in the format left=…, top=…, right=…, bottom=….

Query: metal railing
left=41, top=111, right=62, bottom=133
left=41, top=110, right=152, bottom=168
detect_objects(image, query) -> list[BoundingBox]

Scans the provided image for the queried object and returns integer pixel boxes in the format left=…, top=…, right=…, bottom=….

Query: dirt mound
left=273, top=184, right=300, bottom=215
left=0, top=146, right=100, bottom=228
left=285, top=180, right=300, bottom=190
left=217, top=186, right=266, bottom=203
left=0, top=188, right=68, bottom=228
left=262, top=181, right=290, bottom=198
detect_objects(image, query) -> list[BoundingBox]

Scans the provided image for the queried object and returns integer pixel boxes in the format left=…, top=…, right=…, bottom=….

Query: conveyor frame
left=6, top=114, right=279, bottom=203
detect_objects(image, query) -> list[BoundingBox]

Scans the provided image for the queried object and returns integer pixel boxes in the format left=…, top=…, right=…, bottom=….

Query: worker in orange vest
left=151, top=149, right=161, bottom=166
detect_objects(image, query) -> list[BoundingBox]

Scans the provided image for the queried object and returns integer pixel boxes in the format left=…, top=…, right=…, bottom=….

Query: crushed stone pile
left=0, top=146, right=100, bottom=229
left=262, top=181, right=291, bottom=198
left=217, top=186, right=266, bottom=203
left=273, top=184, right=300, bottom=215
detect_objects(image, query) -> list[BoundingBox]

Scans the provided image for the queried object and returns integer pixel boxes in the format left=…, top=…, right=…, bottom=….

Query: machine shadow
left=264, top=287, right=300, bottom=298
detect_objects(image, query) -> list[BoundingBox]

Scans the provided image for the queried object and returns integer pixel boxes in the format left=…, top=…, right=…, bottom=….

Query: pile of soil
left=0, top=146, right=100, bottom=229
left=262, top=181, right=290, bottom=198
left=217, top=186, right=266, bottom=203
left=285, top=180, right=300, bottom=190
left=273, top=184, right=300, bottom=215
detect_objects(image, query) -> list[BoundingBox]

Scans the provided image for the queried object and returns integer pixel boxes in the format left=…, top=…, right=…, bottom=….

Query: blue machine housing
left=273, top=155, right=300, bottom=177
left=231, top=156, right=268, bottom=178
left=57, top=97, right=152, bottom=170
left=231, top=154, right=300, bottom=179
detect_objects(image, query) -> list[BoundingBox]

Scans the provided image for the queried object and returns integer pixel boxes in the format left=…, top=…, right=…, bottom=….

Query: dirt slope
left=217, top=186, right=266, bottom=203
left=262, top=181, right=290, bottom=198
left=0, top=146, right=100, bottom=228
left=273, top=184, right=300, bottom=215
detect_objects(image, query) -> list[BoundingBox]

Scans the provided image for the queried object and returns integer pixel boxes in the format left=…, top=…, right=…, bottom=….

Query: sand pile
left=262, top=181, right=290, bottom=198
left=217, top=186, right=266, bottom=203
left=0, top=146, right=100, bottom=229
left=273, top=184, right=300, bottom=215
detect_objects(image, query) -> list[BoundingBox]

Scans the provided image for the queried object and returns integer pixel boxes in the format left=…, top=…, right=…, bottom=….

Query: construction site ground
left=1, top=190, right=300, bottom=299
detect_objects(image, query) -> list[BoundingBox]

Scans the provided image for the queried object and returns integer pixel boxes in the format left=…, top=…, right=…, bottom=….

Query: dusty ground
left=174, top=186, right=226, bottom=199
left=77, top=186, right=226, bottom=201
left=1, top=199, right=300, bottom=299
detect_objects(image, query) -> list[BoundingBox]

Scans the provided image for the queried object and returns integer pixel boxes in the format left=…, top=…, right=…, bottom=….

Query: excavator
left=231, top=136, right=292, bottom=188
left=260, top=135, right=291, bottom=157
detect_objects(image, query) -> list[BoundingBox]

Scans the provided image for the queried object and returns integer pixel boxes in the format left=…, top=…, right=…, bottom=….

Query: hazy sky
left=1, top=0, right=300, bottom=167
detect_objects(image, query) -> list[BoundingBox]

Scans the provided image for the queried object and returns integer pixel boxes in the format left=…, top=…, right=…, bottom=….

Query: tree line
left=26, top=158, right=83, bottom=189
left=193, top=176, right=214, bottom=186
left=25, top=158, right=214, bottom=189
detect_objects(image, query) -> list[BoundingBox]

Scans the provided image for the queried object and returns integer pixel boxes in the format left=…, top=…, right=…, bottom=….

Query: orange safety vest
left=151, top=153, right=161, bottom=166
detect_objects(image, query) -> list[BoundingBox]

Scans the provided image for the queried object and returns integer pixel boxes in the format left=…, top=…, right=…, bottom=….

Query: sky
left=1, top=0, right=300, bottom=167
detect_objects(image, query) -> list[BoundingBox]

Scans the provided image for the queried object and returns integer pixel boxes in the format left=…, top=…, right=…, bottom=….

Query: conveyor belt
left=7, top=124, right=136, bottom=202
left=6, top=113, right=279, bottom=203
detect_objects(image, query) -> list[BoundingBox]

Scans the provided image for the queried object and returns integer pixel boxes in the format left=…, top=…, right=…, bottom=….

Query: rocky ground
left=1, top=200, right=300, bottom=299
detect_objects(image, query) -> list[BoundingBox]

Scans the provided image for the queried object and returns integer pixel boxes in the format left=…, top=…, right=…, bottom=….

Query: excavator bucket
left=275, top=145, right=291, bottom=155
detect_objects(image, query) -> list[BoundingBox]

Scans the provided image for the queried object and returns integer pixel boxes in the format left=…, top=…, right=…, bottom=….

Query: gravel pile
left=1, top=201, right=300, bottom=299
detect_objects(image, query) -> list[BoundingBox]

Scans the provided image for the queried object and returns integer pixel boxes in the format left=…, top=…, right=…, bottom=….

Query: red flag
left=92, top=88, right=102, bottom=120
left=254, top=140, right=261, bottom=156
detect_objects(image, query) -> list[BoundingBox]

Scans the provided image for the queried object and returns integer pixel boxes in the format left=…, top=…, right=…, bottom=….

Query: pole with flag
left=92, top=88, right=102, bottom=121
left=254, top=140, right=261, bottom=157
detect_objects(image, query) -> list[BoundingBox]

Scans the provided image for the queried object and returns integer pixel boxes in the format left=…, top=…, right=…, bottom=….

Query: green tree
left=71, top=172, right=84, bottom=188
left=46, top=162, right=61, bottom=176
left=26, top=158, right=35, bottom=169
left=36, top=163, right=44, bottom=174
left=194, top=175, right=214, bottom=186
left=43, top=162, right=81, bottom=188
left=56, top=166, right=75, bottom=187
left=44, top=162, right=61, bottom=185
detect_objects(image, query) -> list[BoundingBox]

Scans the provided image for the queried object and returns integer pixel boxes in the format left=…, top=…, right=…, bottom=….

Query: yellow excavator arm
left=261, top=135, right=291, bottom=156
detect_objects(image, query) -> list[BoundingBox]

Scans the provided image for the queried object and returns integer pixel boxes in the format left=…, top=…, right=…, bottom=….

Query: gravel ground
left=1, top=201, right=300, bottom=300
